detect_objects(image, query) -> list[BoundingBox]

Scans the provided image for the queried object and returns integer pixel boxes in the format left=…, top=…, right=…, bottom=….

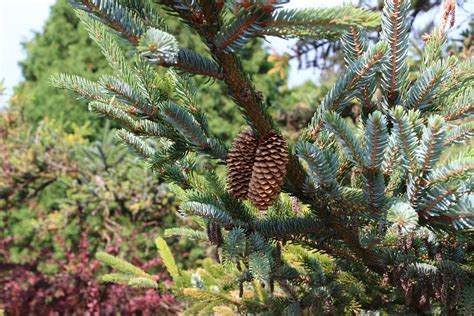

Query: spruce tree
left=53, top=0, right=473, bottom=313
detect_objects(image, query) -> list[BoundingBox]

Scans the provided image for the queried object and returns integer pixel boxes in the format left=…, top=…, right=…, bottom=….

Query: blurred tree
left=13, top=0, right=110, bottom=132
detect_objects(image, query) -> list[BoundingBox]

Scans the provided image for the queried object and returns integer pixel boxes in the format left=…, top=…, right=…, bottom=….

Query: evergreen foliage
left=53, top=0, right=473, bottom=313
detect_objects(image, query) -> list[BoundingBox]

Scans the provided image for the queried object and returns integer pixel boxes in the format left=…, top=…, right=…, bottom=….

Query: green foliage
left=380, top=0, right=411, bottom=106
left=155, top=236, right=180, bottom=280
left=0, top=110, right=187, bottom=279
left=96, top=252, right=150, bottom=277
left=53, top=0, right=473, bottom=314
left=266, top=5, right=380, bottom=39
left=13, top=0, right=110, bottom=132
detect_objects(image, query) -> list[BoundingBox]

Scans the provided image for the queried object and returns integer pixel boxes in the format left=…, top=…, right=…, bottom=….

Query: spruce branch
left=165, top=0, right=387, bottom=276
left=308, top=42, right=387, bottom=137
left=296, top=141, right=339, bottom=194
left=342, top=27, right=368, bottom=64
left=380, top=0, right=410, bottom=106
left=441, top=89, right=473, bottom=121
left=215, top=7, right=270, bottom=53
left=98, top=75, right=156, bottom=116
left=128, top=277, right=159, bottom=289
left=155, top=236, right=180, bottom=280
left=116, top=128, right=155, bottom=159
left=323, top=111, right=365, bottom=168
left=416, top=115, right=446, bottom=175
left=444, top=122, right=474, bottom=147
left=161, top=101, right=207, bottom=146
left=408, top=115, right=446, bottom=207
left=341, top=28, right=377, bottom=113
left=70, top=0, right=144, bottom=44
left=96, top=251, right=150, bottom=277
left=254, top=216, right=324, bottom=239
left=447, top=195, right=474, bottom=230
left=172, top=49, right=224, bottom=80
left=164, top=227, right=208, bottom=241
left=180, top=202, right=246, bottom=229
left=119, top=0, right=169, bottom=31
left=362, top=112, right=389, bottom=208
left=406, top=61, right=452, bottom=110
left=261, top=6, right=380, bottom=39
left=101, top=273, right=134, bottom=284
left=391, top=106, right=419, bottom=171
left=50, top=73, right=109, bottom=103
left=361, top=172, right=386, bottom=209
left=135, top=118, right=172, bottom=138
left=89, top=101, right=137, bottom=130
left=75, top=0, right=223, bottom=79
left=427, top=157, right=474, bottom=187
left=365, top=111, right=388, bottom=170
left=183, top=288, right=243, bottom=307
left=137, top=28, right=179, bottom=64
left=77, top=11, right=137, bottom=87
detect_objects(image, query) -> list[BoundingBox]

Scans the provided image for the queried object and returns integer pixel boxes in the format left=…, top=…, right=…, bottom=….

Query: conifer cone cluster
left=227, top=129, right=289, bottom=211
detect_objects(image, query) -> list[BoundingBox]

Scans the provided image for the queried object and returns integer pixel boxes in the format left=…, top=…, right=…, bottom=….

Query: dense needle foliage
left=45, top=0, right=474, bottom=314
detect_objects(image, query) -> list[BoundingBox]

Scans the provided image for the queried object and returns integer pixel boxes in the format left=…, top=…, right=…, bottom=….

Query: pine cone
left=248, top=131, right=289, bottom=211
left=227, top=128, right=258, bottom=200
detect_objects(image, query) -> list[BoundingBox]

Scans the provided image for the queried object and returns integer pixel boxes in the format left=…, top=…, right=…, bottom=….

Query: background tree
left=13, top=0, right=110, bottom=132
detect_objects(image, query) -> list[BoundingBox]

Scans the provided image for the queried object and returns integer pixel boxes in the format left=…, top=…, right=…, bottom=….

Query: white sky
left=0, top=0, right=347, bottom=100
left=0, top=0, right=57, bottom=95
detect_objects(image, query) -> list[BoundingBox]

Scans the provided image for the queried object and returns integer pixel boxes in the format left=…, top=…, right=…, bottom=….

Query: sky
left=0, top=0, right=346, bottom=101
left=0, top=0, right=57, bottom=96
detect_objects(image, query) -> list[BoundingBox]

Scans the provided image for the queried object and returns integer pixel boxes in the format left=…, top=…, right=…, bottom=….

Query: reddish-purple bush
left=0, top=231, right=181, bottom=315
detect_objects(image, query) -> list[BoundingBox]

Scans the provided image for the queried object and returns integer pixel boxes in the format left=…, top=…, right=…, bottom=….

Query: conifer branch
left=444, top=122, right=474, bottom=146
left=380, top=0, right=410, bottom=106
left=296, top=141, right=339, bottom=193
left=89, top=101, right=137, bottom=131
left=71, top=0, right=143, bottom=44
left=96, top=251, right=150, bottom=277
left=183, top=288, right=243, bottom=307
left=324, top=111, right=365, bottom=168
left=116, top=128, right=155, bottom=159
left=172, top=49, right=224, bottom=80
left=391, top=106, right=419, bottom=170
left=365, top=112, right=388, bottom=170
left=163, top=1, right=388, bottom=276
left=50, top=73, right=109, bottom=103
left=99, top=75, right=156, bottom=116
left=427, top=159, right=474, bottom=187
left=260, top=6, right=380, bottom=39
left=155, top=236, right=180, bottom=280
left=215, top=8, right=270, bottom=53
left=406, top=61, right=452, bottom=110
left=308, top=43, right=387, bottom=137
left=409, top=115, right=446, bottom=206
left=416, top=116, right=446, bottom=175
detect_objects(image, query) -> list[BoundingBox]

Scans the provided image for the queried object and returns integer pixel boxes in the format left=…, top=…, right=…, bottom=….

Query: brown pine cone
left=248, top=131, right=289, bottom=211
left=227, top=128, right=258, bottom=200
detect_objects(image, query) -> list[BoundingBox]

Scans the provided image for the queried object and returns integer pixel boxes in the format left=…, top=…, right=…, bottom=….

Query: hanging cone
left=248, top=131, right=289, bottom=211
left=227, top=128, right=258, bottom=200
